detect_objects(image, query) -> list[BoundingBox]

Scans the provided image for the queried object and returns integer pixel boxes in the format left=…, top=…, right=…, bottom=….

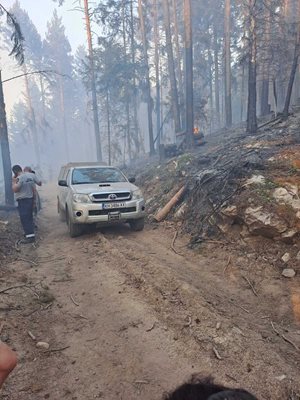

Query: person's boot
left=20, top=236, right=35, bottom=244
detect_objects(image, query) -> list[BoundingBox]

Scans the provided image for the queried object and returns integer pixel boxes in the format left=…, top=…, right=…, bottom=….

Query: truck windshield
left=72, top=168, right=127, bottom=185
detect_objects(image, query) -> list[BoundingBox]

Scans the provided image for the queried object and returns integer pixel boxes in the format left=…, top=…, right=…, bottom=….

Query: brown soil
left=1, top=185, right=300, bottom=400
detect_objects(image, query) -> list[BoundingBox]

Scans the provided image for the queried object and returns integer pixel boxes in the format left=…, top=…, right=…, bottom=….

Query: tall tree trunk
left=183, top=0, right=194, bottom=147
left=284, top=0, right=292, bottom=19
left=58, top=75, right=69, bottom=162
left=208, top=48, right=214, bottom=132
left=106, top=90, right=111, bottom=166
left=213, top=23, right=221, bottom=128
left=160, top=62, right=164, bottom=138
left=260, top=71, right=270, bottom=116
left=172, top=0, right=185, bottom=125
left=23, top=64, right=40, bottom=166
left=84, top=0, right=102, bottom=161
left=260, top=1, right=271, bottom=116
left=247, top=1, right=258, bottom=134
left=130, top=0, right=143, bottom=155
left=154, top=0, right=161, bottom=148
left=0, top=72, right=14, bottom=206
left=283, top=37, right=300, bottom=118
left=122, top=0, right=132, bottom=160
left=162, top=0, right=181, bottom=133
left=273, top=78, right=278, bottom=117
left=240, top=63, right=246, bottom=122
left=138, top=0, right=155, bottom=155
left=39, top=75, right=46, bottom=131
left=224, top=0, right=232, bottom=127
left=283, top=0, right=300, bottom=117
left=294, top=62, right=300, bottom=103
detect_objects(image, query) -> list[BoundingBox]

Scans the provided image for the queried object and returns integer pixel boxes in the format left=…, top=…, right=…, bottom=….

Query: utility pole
left=0, top=71, right=14, bottom=206
left=183, top=0, right=194, bottom=148
left=84, top=0, right=102, bottom=161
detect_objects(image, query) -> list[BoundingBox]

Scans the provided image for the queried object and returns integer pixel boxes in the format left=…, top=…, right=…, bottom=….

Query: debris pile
left=135, top=113, right=300, bottom=268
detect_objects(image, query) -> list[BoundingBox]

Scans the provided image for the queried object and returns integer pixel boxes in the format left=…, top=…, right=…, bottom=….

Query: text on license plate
left=103, top=203, right=126, bottom=209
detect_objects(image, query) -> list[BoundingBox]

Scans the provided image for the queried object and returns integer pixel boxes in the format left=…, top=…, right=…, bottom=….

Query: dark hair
left=12, top=165, right=22, bottom=175
left=164, top=376, right=257, bottom=400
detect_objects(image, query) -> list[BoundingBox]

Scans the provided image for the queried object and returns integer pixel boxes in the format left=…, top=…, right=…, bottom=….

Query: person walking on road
left=12, top=165, right=42, bottom=244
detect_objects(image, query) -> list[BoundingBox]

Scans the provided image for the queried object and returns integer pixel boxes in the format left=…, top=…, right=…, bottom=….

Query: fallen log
left=154, top=186, right=186, bottom=222
left=257, top=116, right=281, bottom=130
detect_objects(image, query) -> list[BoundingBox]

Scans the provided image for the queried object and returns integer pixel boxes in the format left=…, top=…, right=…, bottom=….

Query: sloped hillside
left=133, top=113, right=300, bottom=273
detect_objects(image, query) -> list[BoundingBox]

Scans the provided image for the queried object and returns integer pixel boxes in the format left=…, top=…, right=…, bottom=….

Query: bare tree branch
left=2, top=70, right=71, bottom=84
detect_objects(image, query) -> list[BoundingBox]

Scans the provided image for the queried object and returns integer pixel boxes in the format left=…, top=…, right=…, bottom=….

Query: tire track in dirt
left=3, top=189, right=300, bottom=400
left=93, top=226, right=300, bottom=399
left=3, top=201, right=197, bottom=400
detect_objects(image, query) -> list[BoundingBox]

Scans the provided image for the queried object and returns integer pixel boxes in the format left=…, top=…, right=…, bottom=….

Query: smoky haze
left=0, top=0, right=299, bottom=185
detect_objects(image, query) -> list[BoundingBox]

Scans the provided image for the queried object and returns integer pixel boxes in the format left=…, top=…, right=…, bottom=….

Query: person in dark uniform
left=12, top=165, right=42, bottom=243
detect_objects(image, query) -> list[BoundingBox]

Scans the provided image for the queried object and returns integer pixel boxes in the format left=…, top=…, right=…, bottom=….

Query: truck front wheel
left=58, top=200, right=66, bottom=222
left=129, top=218, right=145, bottom=232
left=67, top=210, right=83, bottom=238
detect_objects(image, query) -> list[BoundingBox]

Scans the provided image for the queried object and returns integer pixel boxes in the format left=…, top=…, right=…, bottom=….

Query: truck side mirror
left=128, top=177, right=136, bottom=183
left=58, top=180, right=68, bottom=187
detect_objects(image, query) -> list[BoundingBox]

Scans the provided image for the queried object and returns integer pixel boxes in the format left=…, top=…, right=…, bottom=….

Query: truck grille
left=91, top=192, right=131, bottom=202
left=89, top=207, right=136, bottom=216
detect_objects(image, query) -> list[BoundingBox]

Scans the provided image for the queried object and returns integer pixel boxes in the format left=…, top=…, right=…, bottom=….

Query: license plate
left=108, top=212, right=120, bottom=221
left=103, top=203, right=125, bottom=209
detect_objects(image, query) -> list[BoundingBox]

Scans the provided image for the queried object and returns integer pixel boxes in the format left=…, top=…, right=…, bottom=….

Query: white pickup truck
left=57, top=162, right=146, bottom=237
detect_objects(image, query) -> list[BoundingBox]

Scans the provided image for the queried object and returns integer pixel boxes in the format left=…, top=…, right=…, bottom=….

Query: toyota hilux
left=57, top=163, right=145, bottom=237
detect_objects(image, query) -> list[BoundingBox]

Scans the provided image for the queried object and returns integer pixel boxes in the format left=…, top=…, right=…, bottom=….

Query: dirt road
left=2, top=186, right=300, bottom=399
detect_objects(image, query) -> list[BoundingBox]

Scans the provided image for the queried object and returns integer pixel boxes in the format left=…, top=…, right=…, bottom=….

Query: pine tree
left=0, top=2, right=24, bottom=205
left=43, top=10, right=73, bottom=163
left=7, top=1, right=43, bottom=165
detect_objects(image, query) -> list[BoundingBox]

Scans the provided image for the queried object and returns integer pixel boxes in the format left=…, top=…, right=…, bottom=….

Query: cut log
left=154, top=186, right=186, bottom=222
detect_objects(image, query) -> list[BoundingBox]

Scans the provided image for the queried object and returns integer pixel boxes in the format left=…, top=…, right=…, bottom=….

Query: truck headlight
left=132, top=189, right=143, bottom=200
left=73, top=194, right=91, bottom=203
